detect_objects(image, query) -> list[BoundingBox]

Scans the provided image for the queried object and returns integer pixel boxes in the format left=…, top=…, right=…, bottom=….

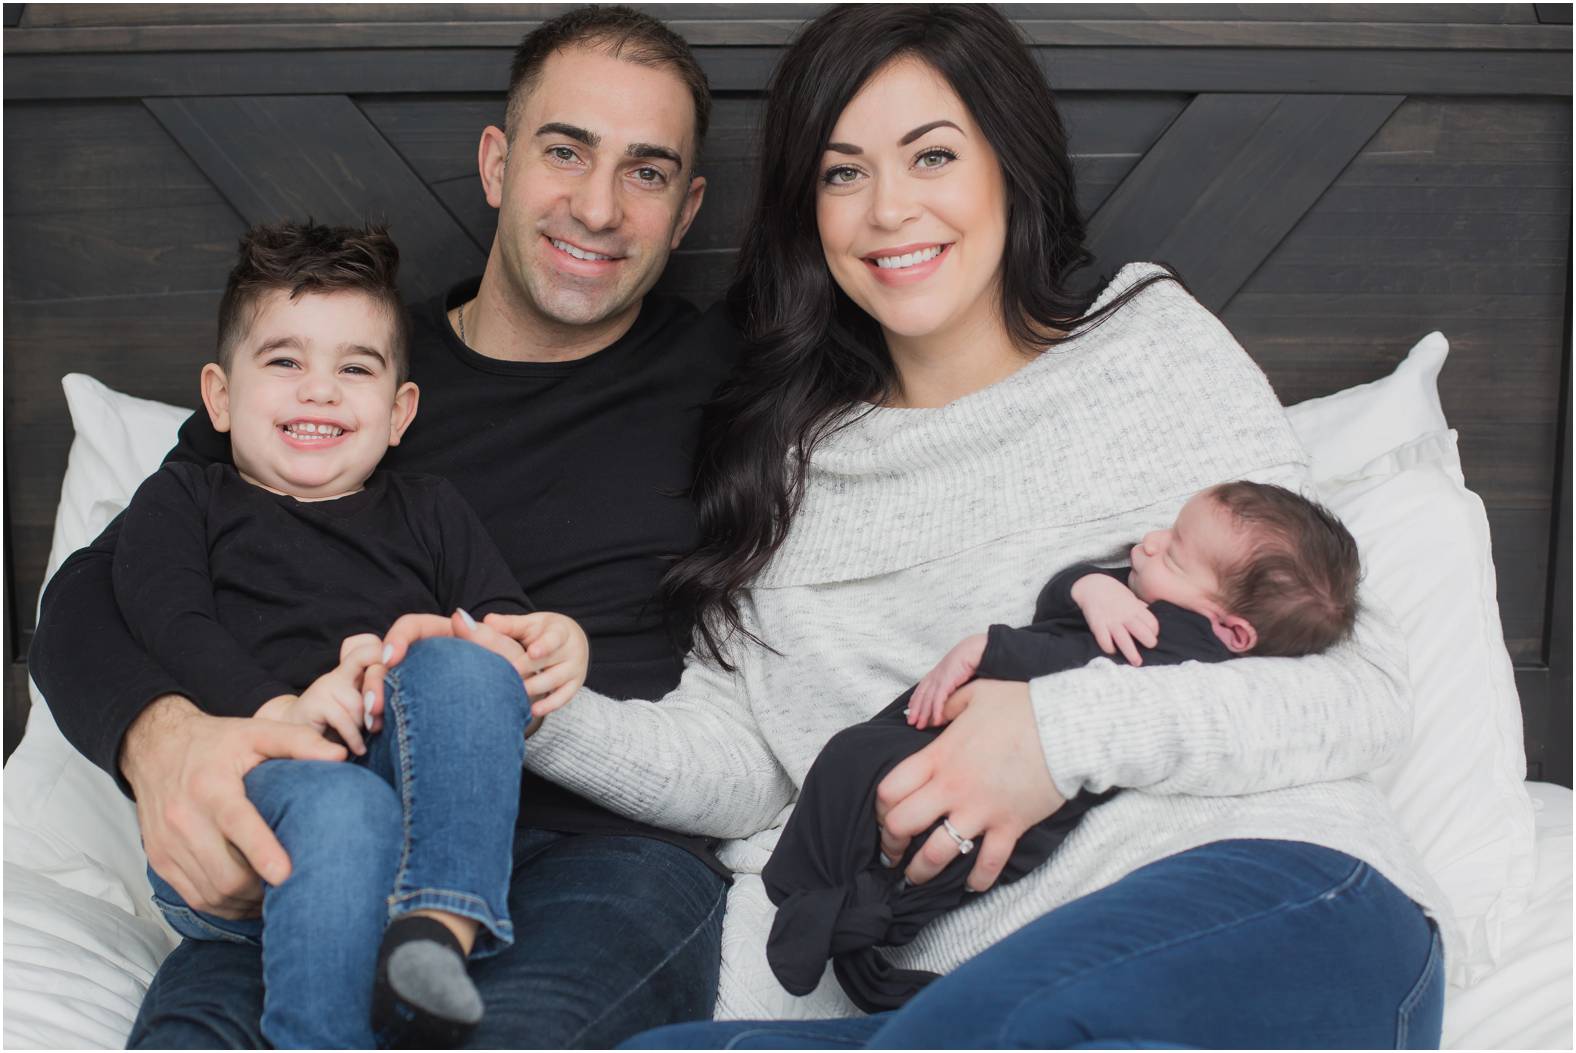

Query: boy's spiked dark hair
left=1209, top=481, right=1363, bottom=657
left=217, top=221, right=410, bottom=382
left=505, top=6, right=711, bottom=169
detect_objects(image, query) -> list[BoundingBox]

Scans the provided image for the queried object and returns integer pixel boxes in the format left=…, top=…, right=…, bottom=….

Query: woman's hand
left=875, top=679, right=1066, bottom=892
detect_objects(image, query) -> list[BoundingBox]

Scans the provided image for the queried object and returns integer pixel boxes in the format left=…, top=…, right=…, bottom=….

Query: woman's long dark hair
left=664, top=4, right=1177, bottom=666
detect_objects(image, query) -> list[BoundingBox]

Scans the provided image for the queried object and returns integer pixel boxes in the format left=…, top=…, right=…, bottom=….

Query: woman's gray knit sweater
left=524, top=263, right=1457, bottom=1017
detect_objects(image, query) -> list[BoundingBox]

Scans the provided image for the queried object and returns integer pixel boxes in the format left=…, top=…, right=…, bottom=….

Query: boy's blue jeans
left=146, top=638, right=531, bottom=1049
left=624, top=839, right=1446, bottom=1050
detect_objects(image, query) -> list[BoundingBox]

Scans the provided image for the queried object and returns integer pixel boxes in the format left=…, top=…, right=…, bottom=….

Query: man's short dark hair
left=217, top=221, right=410, bottom=383
left=506, top=6, right=711, bottom=168
left=1209, top=481, right=1362, bottom=657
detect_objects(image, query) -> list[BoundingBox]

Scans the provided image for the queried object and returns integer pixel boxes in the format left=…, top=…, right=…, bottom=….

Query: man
left=31, top=8, right=738, bottom=1047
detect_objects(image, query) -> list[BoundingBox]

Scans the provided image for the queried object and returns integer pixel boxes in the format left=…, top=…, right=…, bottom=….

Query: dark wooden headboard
left=5, top=4, right=1570, bottom=784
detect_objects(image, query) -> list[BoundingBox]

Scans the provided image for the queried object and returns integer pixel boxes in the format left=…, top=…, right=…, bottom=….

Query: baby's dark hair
left=1208, top=481, right=1361, bottom=656
left=216, top=221, right=410, bottom=382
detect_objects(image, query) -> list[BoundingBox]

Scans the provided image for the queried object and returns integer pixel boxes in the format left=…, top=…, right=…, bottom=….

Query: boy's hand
left=909, top=633, right=987, bottom=730
left=1070, top=573, right=1158, bottom=666
left=256, top=635, right=384, bottom=755
left=501, top=612, right=590, bottom=718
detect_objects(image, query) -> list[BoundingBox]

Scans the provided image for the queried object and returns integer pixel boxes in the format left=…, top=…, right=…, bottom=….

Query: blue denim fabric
left=623, top=840, right=1446, bottom=1051
left=132, top=827, right=727, bottom=1049
left=143, top=637, right=530, bottom=1048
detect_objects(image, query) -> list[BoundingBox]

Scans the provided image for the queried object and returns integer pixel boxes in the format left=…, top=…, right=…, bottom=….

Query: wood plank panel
left=7, top=45, right=1571, bottom=100
left=3, top=100, right=216, bottom=215
left=8, top=18, right=1568, bottom=52
left=4, top=206, right=242, bottom=301
left=1087, top=93, right=1402, bottom=312
left=145, top=95, right=484, bottom=302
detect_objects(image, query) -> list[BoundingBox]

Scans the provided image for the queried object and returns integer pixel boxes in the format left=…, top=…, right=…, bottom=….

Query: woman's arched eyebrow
left=825, top=120, right=965, bottom=156
left=899, top=119, right=962, bottom=145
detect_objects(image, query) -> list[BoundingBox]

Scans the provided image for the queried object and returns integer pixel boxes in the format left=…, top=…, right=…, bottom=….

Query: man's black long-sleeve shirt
left=31, top=281, right=740, bottom=872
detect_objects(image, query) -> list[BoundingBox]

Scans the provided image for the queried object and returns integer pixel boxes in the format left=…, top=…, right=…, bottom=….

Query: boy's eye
left=341, top=364, right=373, bottom=376
left=266, top=357, right=299, bottom=369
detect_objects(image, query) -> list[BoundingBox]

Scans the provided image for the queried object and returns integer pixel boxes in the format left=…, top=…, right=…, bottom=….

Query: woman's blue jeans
left=623, top=839, right=1446, bottom=1050
left=146, top=637, right=531, bottom=1048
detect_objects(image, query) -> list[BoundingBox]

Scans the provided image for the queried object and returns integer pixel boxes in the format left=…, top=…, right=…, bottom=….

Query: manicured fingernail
left=380, top=644, right=393, bottom=664
left=457, top=608, right=477, bottom=630
left=363, top=691, right=375, bottom=730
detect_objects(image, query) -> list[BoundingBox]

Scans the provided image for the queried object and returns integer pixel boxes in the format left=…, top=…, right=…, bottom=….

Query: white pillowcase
left=1285, top=330, right=1450, bottom=480
left=1313, top=430, right=1535, bottom=985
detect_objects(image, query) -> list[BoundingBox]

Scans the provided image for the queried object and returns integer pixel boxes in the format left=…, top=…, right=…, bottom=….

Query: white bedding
left=5, top=775, right=1569, bottom=1048
left=5, top=342, right=1571, bottom=1047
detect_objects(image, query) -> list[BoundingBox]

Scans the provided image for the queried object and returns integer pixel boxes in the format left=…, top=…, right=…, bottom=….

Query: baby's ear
left=1214, top=614, right=1258, bottom=654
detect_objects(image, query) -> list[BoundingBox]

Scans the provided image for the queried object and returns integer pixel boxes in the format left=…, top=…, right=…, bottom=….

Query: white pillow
left=1317, top=430, right=1536, bottom=986
left=1285, top=331, right=1450, bottom=480
left=8, top=376, right=192, bottom=921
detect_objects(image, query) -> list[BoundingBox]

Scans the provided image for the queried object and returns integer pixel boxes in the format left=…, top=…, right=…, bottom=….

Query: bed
left=3, top=4, right=1570, bottom=1047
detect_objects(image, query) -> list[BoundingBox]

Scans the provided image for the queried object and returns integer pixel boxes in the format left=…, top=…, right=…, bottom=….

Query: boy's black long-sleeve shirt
left=31, top=281, right=739, bottom=872
left=112, top=463, right=532, bottom=716
left=763, top=562, right=1235, bottom=1012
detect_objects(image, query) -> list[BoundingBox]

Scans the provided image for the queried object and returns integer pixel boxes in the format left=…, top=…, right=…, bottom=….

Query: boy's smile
left=201, top=289, right=419, bottom=501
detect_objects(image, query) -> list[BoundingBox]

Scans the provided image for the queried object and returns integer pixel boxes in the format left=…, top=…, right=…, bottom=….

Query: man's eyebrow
left=535, top=122, right=599, bottom=147
left=627, top=142, right=683, bottom=167
left=899, top=119, right=963, bottom=146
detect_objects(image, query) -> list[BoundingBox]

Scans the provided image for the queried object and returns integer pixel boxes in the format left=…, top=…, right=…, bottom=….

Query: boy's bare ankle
left=408, top=909, right=479, bottom=955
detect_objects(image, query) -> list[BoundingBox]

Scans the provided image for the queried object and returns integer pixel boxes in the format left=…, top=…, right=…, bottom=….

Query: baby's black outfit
left=762, top=563, right=1236, bottom=1013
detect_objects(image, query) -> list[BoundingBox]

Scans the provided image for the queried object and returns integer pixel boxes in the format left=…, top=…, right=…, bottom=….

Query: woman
left=387, top=6, right=1452, bottom=1047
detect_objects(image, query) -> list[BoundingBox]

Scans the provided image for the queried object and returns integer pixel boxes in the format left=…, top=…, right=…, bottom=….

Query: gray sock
left=386, top=940, right=484, bottom=1026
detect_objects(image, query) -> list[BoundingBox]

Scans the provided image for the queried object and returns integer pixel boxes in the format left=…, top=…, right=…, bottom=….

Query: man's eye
left=633, top=166, right=666, bottom=185
left=548, top=146, right=578, bottom=163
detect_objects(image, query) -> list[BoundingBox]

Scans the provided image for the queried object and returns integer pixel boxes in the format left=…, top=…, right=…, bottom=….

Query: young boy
left=112, top=222, right=587, bottom=1048
left=764, top=482, right=1361, bottom=1012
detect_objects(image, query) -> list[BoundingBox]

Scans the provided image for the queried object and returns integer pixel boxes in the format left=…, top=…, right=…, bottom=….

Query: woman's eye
left=822, top=165, right=861, bottom=186
left=915, top=148, right=956, bottom=170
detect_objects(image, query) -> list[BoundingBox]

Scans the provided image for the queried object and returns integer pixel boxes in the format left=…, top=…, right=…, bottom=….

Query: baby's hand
left=255, top=634, right=384, bottom=755
left=512, top=612, right=590, bottom=718
left=1070, top=573, right=1159, bottom=666
left=909, top=633, right=987, bottom=730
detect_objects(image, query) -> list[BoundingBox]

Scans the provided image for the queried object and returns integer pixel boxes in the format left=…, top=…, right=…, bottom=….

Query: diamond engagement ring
left=941, top=817, right=975, bottom=855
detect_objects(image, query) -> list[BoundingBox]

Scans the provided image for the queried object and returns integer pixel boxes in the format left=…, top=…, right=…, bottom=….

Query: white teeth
left=285, top=422, right=343, bottom=439
left=551, top=238, right=613, bottom=262
left=873, top=245, right=944, bottom=270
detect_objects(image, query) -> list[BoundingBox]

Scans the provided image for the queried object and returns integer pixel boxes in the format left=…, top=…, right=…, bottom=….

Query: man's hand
left=875, top=680, right=1065, bottom=893
left=1070, top=573, right=1159, bottom=666
left=255, top=635, right=385, bottom=755
left=909, top=633, right=987, bottom=730
left=121, top=695, right=346, bottom=918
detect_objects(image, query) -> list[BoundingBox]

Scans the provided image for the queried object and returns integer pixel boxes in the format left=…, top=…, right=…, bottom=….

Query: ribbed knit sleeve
left=522, top=641, right=796, bottom=839
left=1029, top=601, right=1412, bottom=800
